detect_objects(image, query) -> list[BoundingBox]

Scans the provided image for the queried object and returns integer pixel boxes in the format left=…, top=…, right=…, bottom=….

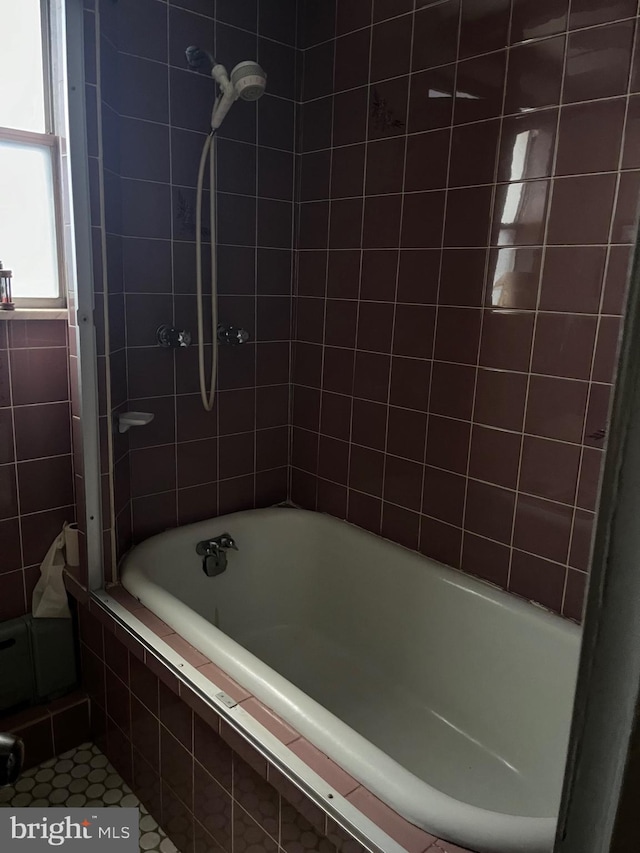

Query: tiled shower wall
left=84, top=0, right=297, bottom=566
left=290, top=0, right=640, bottom=619
left=0, top=321, right=75, bottom=621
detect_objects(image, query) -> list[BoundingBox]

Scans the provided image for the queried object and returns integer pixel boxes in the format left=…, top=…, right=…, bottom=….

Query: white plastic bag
left=32, top=524, right=72, bottom=619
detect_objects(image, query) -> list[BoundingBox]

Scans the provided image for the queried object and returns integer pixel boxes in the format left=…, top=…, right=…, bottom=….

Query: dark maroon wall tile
left=383, top=455, right=423, bottom=511
left=462, top=533, right=510, bottom=588
left=445, top=186, right=493, bottom=248
left=449, top=120, right=500, bottom=188
left=349, top=445, right=385, bottom=496
left=409, top=66, right=456, bottom=133
left=333, top=88, right=369, bottom=146
left=0, top=518, right=21, bottom=573
left=547, top=174, right=617, bottom=245
left=434, top=308, right=482, bottom=364
left=405, top=129, right=450, bottom=192
left=361, top=250, right=399, bottom=301
left=363, top=195, right=401, bottom=249
left=570, top=0, right=636, bottom=29
left=366, top=138, right=406, bottom=195
left=465, top=480, right=516, bottom=544
left=455, top=51, right=507, bottom=124
left=347, top=490, right=381, bottom=534
left=505, top=37, right=565, bottom=113
left=539, top=246, right=607, bottom=314
left=513, top=494, right=573, bottom=563
left=14, top=403, right=71, bottom=461
left=612, top=170, right=640, bottom=244
left=469, top=425, right=521, bottom=489
left=474, top=368, right=528, bottom=431
left=460, top=0, right=510, bottom=59
left=563, top=568, right=587, bottom=621
left=498, top=109, right=557, bottom=182
left=486, top=247, right=542, bottom=310
left=510, top=0, right=569, bottom=43
left=351, top=399, right=387, bottom=450
left=386, top=406, right=427, bottom=462
left=0, top=351, right=9, bottom=407
left=479, top=310, right=535, bottom=372
left=491, top=180, right=550, bottom=248
left=519, top=436, right=580, bottom=504
left=419, top=515, right=462, bottom=568
left=603, top=245, right=632, bottom=315
left=593, top=316, right=622, bottom=383
left=331, top=145, right=366, bottom=199
left=440, top=249, right=487, bottom=307
left=337, top=0, right=372, bottom=34
left=371, top=15, right=412, bottom=81
left=570, top=509, right=595, bottom=572
left=430, top=362, right=475, bottom=420
left=392, top=305, right=435, bottom=359
left=532, top=313, right=598, bottom=380
left=563, top=21, right=634, bottom=103
left=401, top=191, right=446, bottom=248
left=10, top=348, right=69, bottom=405
left=556, top=99, right=626, bottom=176
left=525, top=376, right=588, bottom=443
left=422, top=466, right=466, bottom=526
left=412, top=0, right=460, bottom=71
left=425, top=416, right=470, bottom=475
left=18, top=455, right=73, bottom=515
left=509, top=550, right=566, bottom=612
left=369, top=77, right=409, bottom=140
left=622, top=95, right=640, bottom=170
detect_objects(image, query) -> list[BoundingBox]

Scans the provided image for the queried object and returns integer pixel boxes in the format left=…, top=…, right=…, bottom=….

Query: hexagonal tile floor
left=0, top=742, right=179, bottom=853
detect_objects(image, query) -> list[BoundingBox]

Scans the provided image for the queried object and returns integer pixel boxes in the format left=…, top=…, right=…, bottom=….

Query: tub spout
left=196, top=533, right=238, bottom=577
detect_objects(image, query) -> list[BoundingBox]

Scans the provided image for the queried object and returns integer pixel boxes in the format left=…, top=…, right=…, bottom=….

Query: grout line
left=416, top=0, right=463, bottom=557
left=343, top=0, right=374, bottom=524
left=458, top=0, right=514, bottom=573
left=506, top=11, right=571, bottom=596
left=378, top=0, right=417, bottom=536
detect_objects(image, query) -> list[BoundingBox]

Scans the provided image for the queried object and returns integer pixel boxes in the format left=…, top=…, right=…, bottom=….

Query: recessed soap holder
left=117, top=412, right=155, bottom=434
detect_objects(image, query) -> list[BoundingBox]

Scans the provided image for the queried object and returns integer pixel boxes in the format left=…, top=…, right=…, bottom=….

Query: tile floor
left=0, top=742, right=178, bottom=853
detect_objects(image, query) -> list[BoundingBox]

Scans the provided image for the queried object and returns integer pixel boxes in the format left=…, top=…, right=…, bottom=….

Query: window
left=0, top=0, right=64, bottom=306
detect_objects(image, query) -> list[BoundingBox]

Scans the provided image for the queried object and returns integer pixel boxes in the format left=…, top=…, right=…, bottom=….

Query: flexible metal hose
left=195, top=125, right=218, bottom=412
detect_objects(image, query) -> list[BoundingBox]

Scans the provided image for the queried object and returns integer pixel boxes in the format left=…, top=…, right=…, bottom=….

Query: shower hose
left=195, top=118, right=219, bottom=412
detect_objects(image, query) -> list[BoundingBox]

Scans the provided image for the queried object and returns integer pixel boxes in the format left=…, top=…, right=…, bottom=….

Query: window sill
left=0, top=308, right=68, bottom=321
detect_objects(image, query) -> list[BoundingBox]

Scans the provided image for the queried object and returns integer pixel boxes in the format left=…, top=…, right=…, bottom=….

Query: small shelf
left=117, top=412, right=155, bottom=434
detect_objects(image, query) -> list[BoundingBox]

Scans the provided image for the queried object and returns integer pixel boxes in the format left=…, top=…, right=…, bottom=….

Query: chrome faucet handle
left=217, top=533, right=238, bottom=551
left=157, top=325, right=192, bottom=348
left=217, top=324, right=250, bottom=345
left=195, top=533, right=238, bottom=556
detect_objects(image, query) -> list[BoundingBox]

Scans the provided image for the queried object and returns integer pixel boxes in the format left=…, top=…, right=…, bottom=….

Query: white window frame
left=0, top=0, right=66, bottom=308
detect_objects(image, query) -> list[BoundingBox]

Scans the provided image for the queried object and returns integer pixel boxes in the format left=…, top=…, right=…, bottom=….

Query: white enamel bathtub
left=121, top=507, right=580, bottom=853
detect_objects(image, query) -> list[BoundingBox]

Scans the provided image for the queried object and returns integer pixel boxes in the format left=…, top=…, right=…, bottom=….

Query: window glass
left=0, top=140, right=59, bottom=298
left=0, top=0, right=47, bottom=133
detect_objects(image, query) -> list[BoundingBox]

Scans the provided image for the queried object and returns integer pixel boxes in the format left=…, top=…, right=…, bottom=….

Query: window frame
left=0, top=0, right=66, bottom=309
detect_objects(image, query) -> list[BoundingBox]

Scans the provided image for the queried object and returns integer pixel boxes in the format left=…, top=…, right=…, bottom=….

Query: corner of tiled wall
left=290, top=0, right=640, bottom=621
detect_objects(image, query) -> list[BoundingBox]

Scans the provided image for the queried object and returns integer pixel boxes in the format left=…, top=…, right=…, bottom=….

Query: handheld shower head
left=210, top=60, right=267, bottom=130
left=230, top=61, right=267, bottom=101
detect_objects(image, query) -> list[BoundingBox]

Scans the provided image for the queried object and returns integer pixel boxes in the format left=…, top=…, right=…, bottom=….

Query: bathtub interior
left=124, top=508, right=580, bottom=821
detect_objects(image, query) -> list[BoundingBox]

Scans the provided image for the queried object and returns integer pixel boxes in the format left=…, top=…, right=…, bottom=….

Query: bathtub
left=121, top=507, right=580, bottom=853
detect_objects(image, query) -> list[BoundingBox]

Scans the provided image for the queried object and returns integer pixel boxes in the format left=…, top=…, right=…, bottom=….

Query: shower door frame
left=556, top=234, right=640, bottom=851
left=64, top=0, right=104, bottom=591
